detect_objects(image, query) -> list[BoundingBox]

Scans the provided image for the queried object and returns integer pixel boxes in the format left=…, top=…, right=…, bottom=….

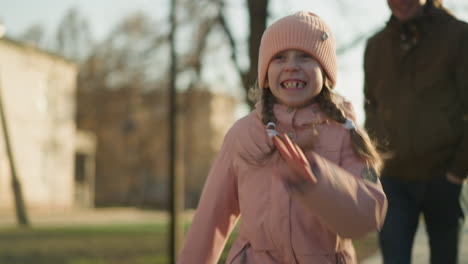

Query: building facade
left=0, top=37, right=80, bottom=211
left=77, top=85, right=238, bottom=208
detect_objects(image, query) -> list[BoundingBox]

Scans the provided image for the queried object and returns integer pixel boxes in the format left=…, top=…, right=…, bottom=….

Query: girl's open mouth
left=280, top=80, right=306, bottom=89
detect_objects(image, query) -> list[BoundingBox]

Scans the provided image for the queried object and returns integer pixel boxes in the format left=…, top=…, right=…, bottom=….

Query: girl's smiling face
left=265, top=49, right=324, bottom=107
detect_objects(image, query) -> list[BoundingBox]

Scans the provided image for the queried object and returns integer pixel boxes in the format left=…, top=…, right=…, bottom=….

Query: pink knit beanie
left=258, top=11, right=337, bottom=89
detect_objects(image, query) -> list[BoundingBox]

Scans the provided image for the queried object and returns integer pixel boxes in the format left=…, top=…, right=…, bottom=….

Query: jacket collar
left=384, top=3, right=454, bottom=51
left=385, top=3, right=454, bottom=35
left=254, top=101, right=328, bottom=128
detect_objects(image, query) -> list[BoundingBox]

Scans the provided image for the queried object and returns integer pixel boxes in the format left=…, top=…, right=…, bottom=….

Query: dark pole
left=168, top=0, right=183, bottom=263
left=0, top=74, right=30, bottom=227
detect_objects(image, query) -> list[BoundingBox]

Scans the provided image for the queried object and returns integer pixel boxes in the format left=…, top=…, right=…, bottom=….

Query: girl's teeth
left=282, top=82, right=304, bottom=88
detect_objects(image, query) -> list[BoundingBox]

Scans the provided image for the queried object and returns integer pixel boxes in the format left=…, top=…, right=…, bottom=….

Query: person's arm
left=274, top=107, right=387, bottom=239
left=447, top=24, right=468, bottom=182
left=298, top=132, right=387, bottom=239
left=177, top=129, right=240, bottom=264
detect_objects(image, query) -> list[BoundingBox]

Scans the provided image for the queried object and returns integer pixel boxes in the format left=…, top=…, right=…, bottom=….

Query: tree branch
left=217, top=9, right=245, bottom=81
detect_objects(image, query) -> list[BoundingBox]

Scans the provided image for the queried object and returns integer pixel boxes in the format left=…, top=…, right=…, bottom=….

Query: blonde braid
left=317, top=88, right=347, bottom=123
left=239, top=83, right=277, bottom=167
left=261, top=88, right=277, bottom=125
left=317, top=86, right=383, bottom=173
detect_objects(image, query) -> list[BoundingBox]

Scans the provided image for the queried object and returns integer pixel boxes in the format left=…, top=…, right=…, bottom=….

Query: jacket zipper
left=289, top=195, right=299, bottom=264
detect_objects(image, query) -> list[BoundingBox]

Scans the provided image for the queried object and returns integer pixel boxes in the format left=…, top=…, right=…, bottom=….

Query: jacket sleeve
left=177, top=128, right=240, bottom=264
left=292, top=106, right=387, bottom=239
left=448, top=24, right=468, bottom=180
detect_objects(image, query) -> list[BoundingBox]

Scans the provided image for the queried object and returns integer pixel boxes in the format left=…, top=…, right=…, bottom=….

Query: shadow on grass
left=0, top=222, right=377, bottom=264
left=0, top=223, right=168, bottom=264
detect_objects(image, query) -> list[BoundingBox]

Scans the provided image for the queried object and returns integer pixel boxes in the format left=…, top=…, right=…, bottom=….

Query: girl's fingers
left=275, top=135, right=308, bottom=168
left=294, top=143, right=309, bottom=166
left=274, top=137, right=299, bottom=173
left=273, top=136, right=292, bottom=160
left=282, top=133, right=300, bottom=159
left=282, top=134, right=308, bottom=167
left=274, top=135, right=316, bottom=184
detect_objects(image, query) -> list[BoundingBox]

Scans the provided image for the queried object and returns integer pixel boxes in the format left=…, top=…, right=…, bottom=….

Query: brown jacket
left=177, top=103, right=387, bottom=264
left=364, top=4, right=468, bottom=181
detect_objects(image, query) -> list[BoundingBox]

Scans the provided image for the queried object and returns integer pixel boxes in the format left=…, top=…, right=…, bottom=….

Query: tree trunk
left=244, top=0, right=269, bottom=108
left=218, top=0, right=269, bottom=109
left=0, top=75, right=30, bottom=227
left=168, top=0, right=184, bottom=263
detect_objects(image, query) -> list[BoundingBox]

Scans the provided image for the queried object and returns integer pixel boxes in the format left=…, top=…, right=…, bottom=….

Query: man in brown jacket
left=364, top=0, right=468, bottom=263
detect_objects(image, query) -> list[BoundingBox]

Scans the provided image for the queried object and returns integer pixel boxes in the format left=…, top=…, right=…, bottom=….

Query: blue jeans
left=379, top=176, right=467, bottom=264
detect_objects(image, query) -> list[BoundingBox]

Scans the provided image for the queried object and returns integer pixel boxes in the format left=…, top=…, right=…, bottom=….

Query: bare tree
left=69, top=1, right=240, bottom=210
left=168, top=0, right=183, bottom=262
left=218, top=0, right=269, bottom=108
left=0, top=76, right=29, bottom=227
left=75, top=11, right=172, bottom=206
left=19, top=24, right=45, bottom=48
left=55, top=7, right=93, bottom=63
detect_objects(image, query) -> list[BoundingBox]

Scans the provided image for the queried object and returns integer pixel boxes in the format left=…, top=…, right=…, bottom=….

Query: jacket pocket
left=290, top=216, right=334, bottom=255
left=295, top=254, right=335, bottom=264
left=335, top=251, right=354, bottom=264
left=226, top=240, right=250, bottom=264
left=295, top=251, right=355, bottom=264
left=251, top=222, right=276, bottom=251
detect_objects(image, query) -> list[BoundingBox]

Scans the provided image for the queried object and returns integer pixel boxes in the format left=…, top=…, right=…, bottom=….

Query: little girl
left=177, top=11, right=387, bottom=264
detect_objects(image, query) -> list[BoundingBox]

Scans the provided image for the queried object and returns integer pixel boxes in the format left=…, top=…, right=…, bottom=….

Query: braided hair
left=315, top=86, right=382, bottom=173
left=251, top=82, right=382, bottom=173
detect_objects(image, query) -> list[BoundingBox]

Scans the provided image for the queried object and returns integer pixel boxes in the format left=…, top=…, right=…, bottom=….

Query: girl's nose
left=284, top=58, right=300, bottom=71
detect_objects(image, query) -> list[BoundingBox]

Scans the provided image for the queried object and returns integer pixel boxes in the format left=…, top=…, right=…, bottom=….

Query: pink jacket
left=177, top=102, right=387, bottom=264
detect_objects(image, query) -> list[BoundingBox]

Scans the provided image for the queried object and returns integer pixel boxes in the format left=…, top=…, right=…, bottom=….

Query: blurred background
left=0, top=0, right=467, bottom=263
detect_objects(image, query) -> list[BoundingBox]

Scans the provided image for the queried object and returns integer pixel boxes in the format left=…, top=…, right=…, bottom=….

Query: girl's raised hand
left=273, top=133, right=318, bottom=185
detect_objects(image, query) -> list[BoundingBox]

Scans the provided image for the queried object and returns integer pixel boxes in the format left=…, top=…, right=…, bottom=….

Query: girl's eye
left=300, top=53, right=312, bottom=59
left=273, top=54, right=285, bottom=60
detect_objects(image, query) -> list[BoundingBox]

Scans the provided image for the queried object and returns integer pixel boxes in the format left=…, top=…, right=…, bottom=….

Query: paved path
left=362, top=221, right=468, bottom=264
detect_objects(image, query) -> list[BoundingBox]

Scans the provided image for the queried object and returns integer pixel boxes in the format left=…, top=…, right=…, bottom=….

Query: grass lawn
left=0, top=222, right=377, bottom=264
